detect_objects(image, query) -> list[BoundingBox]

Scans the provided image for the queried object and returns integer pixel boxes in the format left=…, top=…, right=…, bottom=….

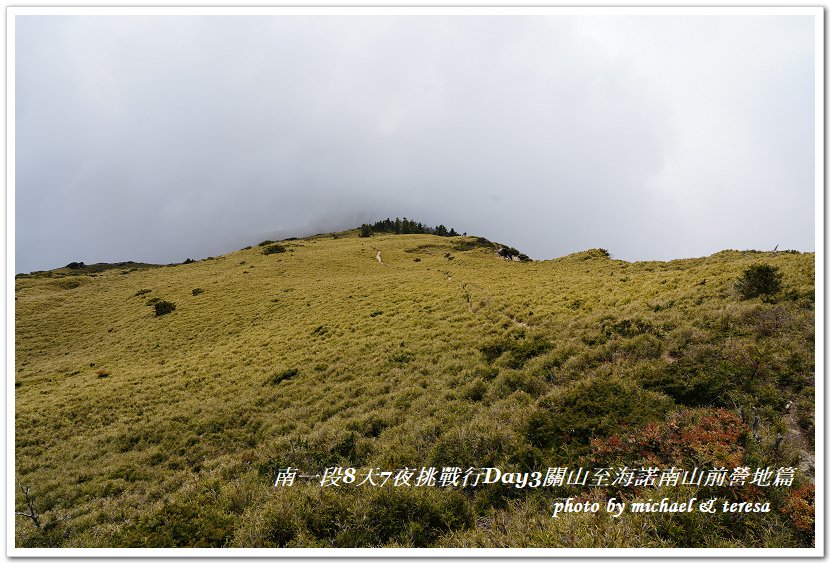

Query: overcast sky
left=15, top=13, right=816, bottom=272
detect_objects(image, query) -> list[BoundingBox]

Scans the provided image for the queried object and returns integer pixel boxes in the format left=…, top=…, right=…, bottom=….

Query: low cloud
left=15, top=14, right=815, bottom=272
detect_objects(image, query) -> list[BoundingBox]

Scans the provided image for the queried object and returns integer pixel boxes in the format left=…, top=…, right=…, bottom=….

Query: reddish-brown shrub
left=589, top=408, right=747, bottom=467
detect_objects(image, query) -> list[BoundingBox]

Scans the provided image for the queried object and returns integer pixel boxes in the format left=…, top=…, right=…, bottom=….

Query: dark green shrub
left=462, top=378, right=488, bottom=401
left=330, top=432, right=358, bottom=461
left=498, top=246, right=520, bottom=259
left=619, top=333, right=663, bottom=360
left=359, top=224, right=372, bottom=238
left=262, top=244, right=287, bottom=255
left=578, top=248, right=611, bottom=260
left=154, top=300, right=176, bottom=316
left=638, top=347, right=739, bottom=407
left=182, top=258, right=195, bottom=264
left=737, top=264, right=782, bottom=299
left=526, top=377, right=674, bottom=450
left=192, top=288, right=204, bottom=296
left=452, top=237, right=495, bottom=252
left=370, top=310, right=383, bottom=317
left=391, top=350, right=415, bottom=363
left=496, top=246, right=532, bottom=262
left=65, top=262, right=85, bottom=269
left=134, top=289, right=151, bottom=297
left=605, top=317, right=657, bottom=338
left=257, top=240, right=276, bottom=246
left=480, top=339, right=508, bottom=363
left=485, top=370, right=546, bottom=400
left=118, top=492, right=235, bottom=547
left=56, top=279, right=82, bottom=290
left=480, top=332, right=550, bottom=368
left=266, top=368, right=299, bottom=385
left=17, top=514, right=70, bottom=548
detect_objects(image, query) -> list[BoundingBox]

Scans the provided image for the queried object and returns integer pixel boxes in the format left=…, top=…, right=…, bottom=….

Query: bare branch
left=15, top=483, right=41, bottom=529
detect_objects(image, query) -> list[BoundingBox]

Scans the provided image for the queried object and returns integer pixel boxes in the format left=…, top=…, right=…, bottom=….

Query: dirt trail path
left=448, top=275, right=532, bottom=329
left=507, top=315, right=530, bottom=329
left=373, top=248, right=386, bottom=266
left=783, top=403, right=814, bottom=481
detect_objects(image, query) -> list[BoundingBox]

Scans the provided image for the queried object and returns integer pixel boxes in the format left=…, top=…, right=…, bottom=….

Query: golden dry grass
left=14, top=231, right=815, bottom=547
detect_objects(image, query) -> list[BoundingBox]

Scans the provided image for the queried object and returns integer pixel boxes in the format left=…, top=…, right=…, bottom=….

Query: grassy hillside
left=14, top=230, right=815, bottom=548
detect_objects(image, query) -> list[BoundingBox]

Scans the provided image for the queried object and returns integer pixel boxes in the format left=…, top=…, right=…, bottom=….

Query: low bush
left=154, top=300, right=176, bottom=316
left=55, top=279, right=82, bottom=290
left=589, top=408, right=747, bottom=467
left=266, top=368, right=299, bottom=385
left=637, top=346, right=738, bottom=407
left=453, top=237, right=496, bottom=252
left=262, top=244, right=287, bottom=255
left=780, top=484, right=815, bottom=542
left=526, top=377, right=674, bottom=451
left=497, top=246, right=531, bottom=262
left=480, top=332, right=550, bottom=368
left=498, top=246, right=520, bottom=260
left=737, top=264, right=782, bottom=299
left=390, top=350, right=415, bottom=364
left=117, top=488, right=235, bottom=547
left=488, top=370, right=547, bottom=399
left=192, top=288, right=204, bottom=296
left=462, top=378, right=488, bottom=402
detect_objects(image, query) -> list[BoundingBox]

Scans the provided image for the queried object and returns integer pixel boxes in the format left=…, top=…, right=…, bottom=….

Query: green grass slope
left=14, top=231, right=815, bottom=548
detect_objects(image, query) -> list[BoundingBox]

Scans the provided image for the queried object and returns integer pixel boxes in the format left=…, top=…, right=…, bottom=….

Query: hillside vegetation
left=14, top=229, right=815, bottom=548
